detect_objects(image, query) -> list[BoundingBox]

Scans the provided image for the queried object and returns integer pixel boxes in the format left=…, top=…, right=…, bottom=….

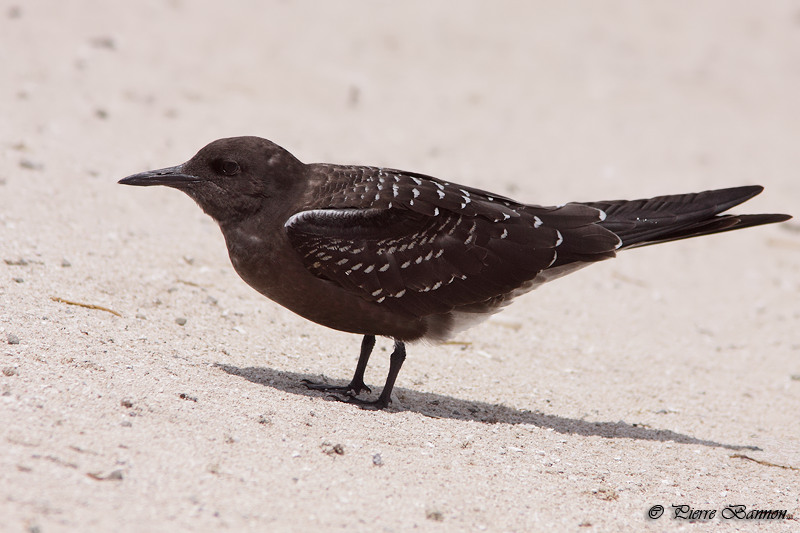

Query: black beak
left=118, top=164, right=200, bottom=187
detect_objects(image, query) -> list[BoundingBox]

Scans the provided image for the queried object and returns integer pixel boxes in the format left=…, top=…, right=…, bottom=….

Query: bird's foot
left=328, top=393, right=391, bottom=411
left=302, top=378, right=371, bottom=396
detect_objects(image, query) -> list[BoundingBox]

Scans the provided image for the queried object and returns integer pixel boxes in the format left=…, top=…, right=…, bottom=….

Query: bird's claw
left=302, top=378, right=371, bottom=396
left=328, top=393, right=390, bottom=411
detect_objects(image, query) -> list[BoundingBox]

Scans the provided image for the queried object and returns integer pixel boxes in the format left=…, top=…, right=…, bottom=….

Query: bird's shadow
left=215, top=363, right=759, bottom=452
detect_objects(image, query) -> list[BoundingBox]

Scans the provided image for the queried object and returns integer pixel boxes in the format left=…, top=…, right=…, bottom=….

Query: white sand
left=2, top=1, right=798, bottom=531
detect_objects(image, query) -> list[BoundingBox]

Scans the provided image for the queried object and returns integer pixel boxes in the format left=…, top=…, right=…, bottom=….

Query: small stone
left=321, top=441, right=345, bottom=456
left=90, top=36, right=115, bottom=50
left=135, top=313, right=146, bottom=320
left=2, top=367, right=18, bottom=377
left=426, top=508, right=444, bottom=522
left=372, top=453, right=383, bottom=466
left=4, top=258, right=28, bottom=266
left=179, top=392, right=197, bottom=402
left=7, top=333, right=20, bottom=345
left=175, top=317, right=187, bottom=326
left=61, top=259, right=72, bottom=267
left=120, top=398, right=133, bottom=408
left=19, top=159, right=43, bottom=171
left=87, top=469, right=123, bottom=481
left=12, top=278, right=24, bottom=283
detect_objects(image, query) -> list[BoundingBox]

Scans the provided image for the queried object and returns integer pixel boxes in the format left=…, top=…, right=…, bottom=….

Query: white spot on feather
left=533, top=216, right=543, bottom=228
left=364, top=265, right=375, bottom=273
left=411, top=177, right=422, bottom=185
left=555, top=230, right=564, bottom=247
left=371, top=288, right=383, bottom=297
left=500, top=229, right=508, bottom=239
left=401, top=260, right=411, bottom=269
left=433, top=207, right=440, bottom=216
left=412, top=188, right=420, bottom=198
left=437, top=190, right=445, bottom=199
left=379, top=264, right=390, bottom=272
left=598, top=209, right=607, bottom=221
left=394, top=289, right=406, bottom=298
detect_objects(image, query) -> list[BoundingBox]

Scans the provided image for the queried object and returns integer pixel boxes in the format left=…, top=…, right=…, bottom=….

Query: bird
left=119, top=136, right=791, bottom=409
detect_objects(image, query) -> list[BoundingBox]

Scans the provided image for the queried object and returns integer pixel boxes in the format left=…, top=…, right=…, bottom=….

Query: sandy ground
left=2, top=1, right=799, bottom=531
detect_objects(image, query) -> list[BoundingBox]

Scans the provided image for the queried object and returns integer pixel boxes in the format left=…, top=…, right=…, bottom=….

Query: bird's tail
left=584, top=185, right=791, bottom=250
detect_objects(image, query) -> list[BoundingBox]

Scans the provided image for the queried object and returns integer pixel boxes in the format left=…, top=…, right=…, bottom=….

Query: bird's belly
left=226, top=240, right=426, bottom=341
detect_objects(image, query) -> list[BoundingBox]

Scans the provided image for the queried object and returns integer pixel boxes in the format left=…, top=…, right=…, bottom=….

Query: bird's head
left=119, top=136, right=305, bottom=223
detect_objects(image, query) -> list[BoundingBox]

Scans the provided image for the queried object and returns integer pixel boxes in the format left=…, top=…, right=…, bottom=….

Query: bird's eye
left=220, top=160, right=240, bottom=176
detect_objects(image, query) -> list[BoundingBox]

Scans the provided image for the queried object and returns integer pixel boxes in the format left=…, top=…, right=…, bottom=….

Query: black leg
left=337, top=340, right=406, bottom=410
left=303, top=335, right=376, bottom=396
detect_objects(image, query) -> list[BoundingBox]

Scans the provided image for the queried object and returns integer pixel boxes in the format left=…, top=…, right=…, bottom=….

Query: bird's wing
left=285, top=166, right=618, bottom=316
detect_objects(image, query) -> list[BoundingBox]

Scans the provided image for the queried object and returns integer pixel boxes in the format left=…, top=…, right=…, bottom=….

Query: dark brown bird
left=119, top=136, right=791, bottom=409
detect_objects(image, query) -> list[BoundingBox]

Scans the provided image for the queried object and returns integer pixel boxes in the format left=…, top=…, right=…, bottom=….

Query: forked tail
left=585, top=185, right=791, bottom=250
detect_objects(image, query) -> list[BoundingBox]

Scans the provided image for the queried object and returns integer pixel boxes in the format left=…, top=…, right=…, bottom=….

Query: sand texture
left=2, top=1, right=799, bottom=531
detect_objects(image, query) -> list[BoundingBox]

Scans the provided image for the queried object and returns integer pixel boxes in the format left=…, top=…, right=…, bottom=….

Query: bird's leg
left=303, top=334, right=375, bottom=396
left=336, top=340, right=406, bottom=410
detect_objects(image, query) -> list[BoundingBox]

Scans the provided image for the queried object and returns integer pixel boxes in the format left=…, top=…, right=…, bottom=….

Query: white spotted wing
left=285, top=165, right=619, bottom=317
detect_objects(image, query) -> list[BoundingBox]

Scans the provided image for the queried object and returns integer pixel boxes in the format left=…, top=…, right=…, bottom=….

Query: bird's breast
left=220, top=223, right=427, bottom=340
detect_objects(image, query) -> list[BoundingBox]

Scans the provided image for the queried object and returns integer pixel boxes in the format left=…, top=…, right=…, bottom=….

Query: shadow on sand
left=216, top=363, right=759, bottom=452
